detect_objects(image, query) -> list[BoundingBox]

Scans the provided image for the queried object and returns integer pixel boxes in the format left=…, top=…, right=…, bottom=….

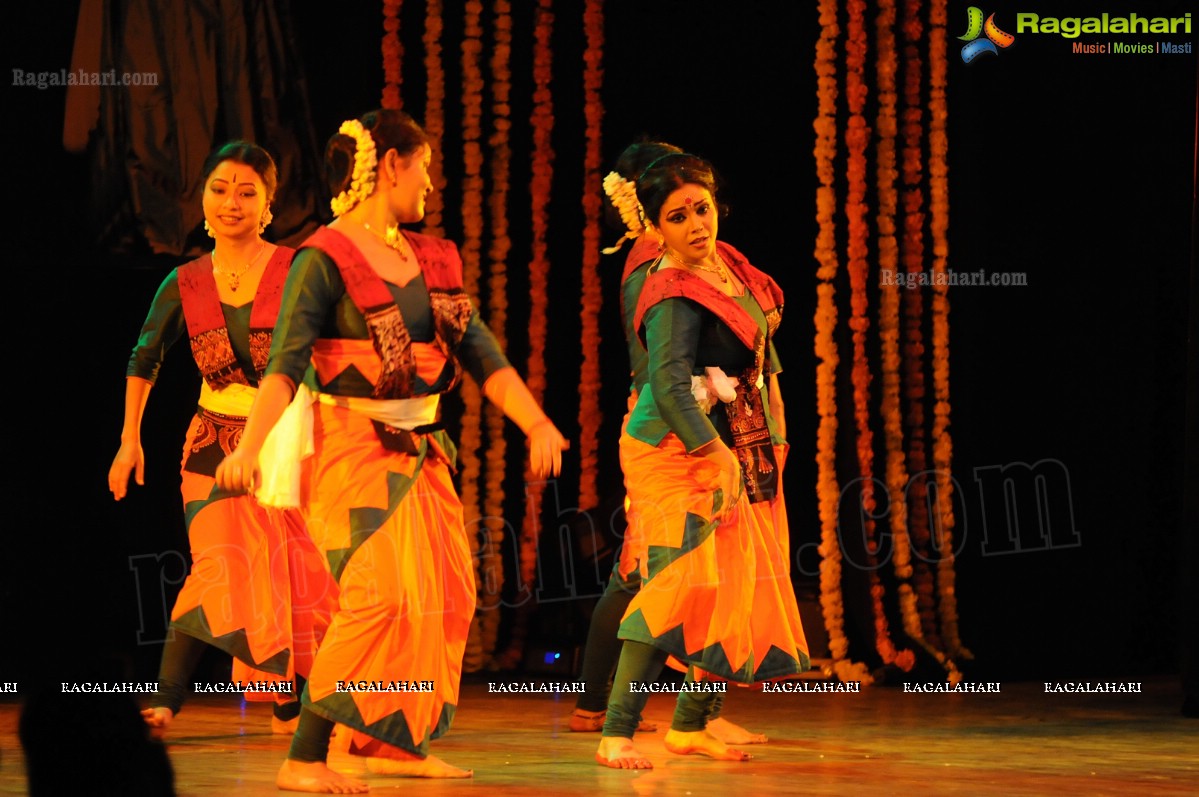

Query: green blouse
left=625, top=289, right=784, bottom=453
left=265, top=248, right=510, bottom=396
left=126, top=270, right=258, bottom=385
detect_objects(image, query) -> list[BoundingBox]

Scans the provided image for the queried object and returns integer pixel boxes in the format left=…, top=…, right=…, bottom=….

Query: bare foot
left=272, top=715, right=300, bottom=735
left=705, top=716, right=767, bottom=744
left=595, top=736, right=653, bottom=769
left=276, top=759, right=369, bottom=793
left=364, top=753, right=472, bottom=778
left=142, top=706, right=173, bottom=739
left=664, top=729, right=752, bottom=761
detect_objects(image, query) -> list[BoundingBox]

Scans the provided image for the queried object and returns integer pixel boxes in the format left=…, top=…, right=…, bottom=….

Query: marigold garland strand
left=485, top=0, right=523, bottom=670
left=929, top=0, right=971, bottom=660
left=520, top=0, right=555, bottom=643
left=577, top=0, right=605, bottom=512
left=381, top=0, right=403, bottom=109
left=459, top=0, right=498, bottom=668
left=875, top=0, right=913, bottom=592
left=422, top=0, right=446, bottom=235
left=847, top=0, right=915, bottom=673
left=900, top=0, right=941, bottom=648
left=814, top=0, right=871, bottom=685
left=880, top=0, right=961, bottom=683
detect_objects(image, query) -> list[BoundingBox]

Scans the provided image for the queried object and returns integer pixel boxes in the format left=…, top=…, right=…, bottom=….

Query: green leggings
left=151, top=629, right=302, bottom=720
left=601, top=640, right=722, bottom=737
left=576, top=558, right=723, bottom=720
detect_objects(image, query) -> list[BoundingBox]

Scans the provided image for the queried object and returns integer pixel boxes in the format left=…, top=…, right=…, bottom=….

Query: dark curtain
left=63, top=0, right=326, bottom=258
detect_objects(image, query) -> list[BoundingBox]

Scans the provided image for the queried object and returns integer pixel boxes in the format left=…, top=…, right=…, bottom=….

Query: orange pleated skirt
left=173, top=410, right=338, bottom=700
left=618, top=432, right=809, bottom=682
left=298, top=401, right=475, bottom=759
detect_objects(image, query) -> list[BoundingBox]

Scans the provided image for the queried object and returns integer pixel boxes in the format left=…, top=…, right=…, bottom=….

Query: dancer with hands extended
left=217, top=109, right=567, bottom=793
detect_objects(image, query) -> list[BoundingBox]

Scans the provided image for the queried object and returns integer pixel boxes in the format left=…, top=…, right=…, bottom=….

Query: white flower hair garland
left=601, top=170, right=647, bottom=255
left=330, top=119, right=378, bottom=217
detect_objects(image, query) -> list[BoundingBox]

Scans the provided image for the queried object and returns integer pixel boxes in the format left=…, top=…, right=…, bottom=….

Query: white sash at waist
left=255, top=385, right=440, bottom=508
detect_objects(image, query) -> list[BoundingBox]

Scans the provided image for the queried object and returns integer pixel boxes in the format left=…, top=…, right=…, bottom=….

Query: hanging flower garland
left=879, top=0, right=961, bottom=684
left=577, top=0, right=604, bottom=512
left=519, top=0, right=555, bottom=646
left=875, top=0, right=914, bottom=593
left=814, top=0, right=870, bottom=685
left=900, top=0, right=941, bottom=648
left=423, top=0, right=476, bottom=592
left=485, top=0, right=523, bottom=671
left=458, top=0, right=499, bottom=669
left=846, top=0, right=914, bottom=673
left=928, top=0, right=970, bottom=661
left=381, top=0, right=403, bottom=110
left=422, top=0, right=446, bottom=235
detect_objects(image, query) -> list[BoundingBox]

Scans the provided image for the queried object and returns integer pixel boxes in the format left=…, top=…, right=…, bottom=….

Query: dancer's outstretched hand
left=528, top=419, right=569, bottom=478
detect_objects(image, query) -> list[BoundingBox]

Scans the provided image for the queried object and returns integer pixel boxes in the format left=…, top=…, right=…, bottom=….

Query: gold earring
left=259, top=208, right=273, bottom=233
left=204, top=219, right=215, bottom=239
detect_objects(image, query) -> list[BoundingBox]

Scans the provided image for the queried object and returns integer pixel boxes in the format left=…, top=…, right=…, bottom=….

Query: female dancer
left=110, top=141, right=337, bottom=735
left=594, top=152, right=808, bottom=769
left=216, top=109, right=568, bottom=793
left=572, top=141, right=771, bottom=745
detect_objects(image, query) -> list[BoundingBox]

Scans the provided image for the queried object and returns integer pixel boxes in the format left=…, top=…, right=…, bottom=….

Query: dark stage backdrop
left=2, top=1, right=1194, bottom=692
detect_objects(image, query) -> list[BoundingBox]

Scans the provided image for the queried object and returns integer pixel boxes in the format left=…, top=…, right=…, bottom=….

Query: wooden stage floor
left=1, top=675, right=1195, bottom=796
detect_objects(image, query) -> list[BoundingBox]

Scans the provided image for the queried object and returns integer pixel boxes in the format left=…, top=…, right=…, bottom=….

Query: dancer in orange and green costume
left=572, top=141, right=775, bottom=746
left=594, top=152, right=808, bottom=770
left=217, top=109, right=568, bottom=794
left=110, top=141, right=338, bottom=736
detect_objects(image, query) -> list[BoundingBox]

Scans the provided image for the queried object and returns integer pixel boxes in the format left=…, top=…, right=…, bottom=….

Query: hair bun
left=324, top=132, right=359, bottom=198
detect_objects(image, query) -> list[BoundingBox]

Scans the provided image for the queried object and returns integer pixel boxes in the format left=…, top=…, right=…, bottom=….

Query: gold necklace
left=362, top=222, right=410, bottom=261
left=669, top=250, right=728, bottom=284
left=211, top=241, right=266, bottom=292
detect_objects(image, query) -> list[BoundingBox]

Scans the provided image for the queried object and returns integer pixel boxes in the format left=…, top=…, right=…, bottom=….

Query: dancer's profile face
left=655, top=183, right=718, bottom=261
left=391, top=143, right=433, bottom=224
left=203, top=160, right=268, bottom=240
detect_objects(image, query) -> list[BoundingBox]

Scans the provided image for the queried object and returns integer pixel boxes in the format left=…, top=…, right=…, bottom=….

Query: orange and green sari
left=619, top=251, right=808, bottom=683
left=164, top=248, right=338, bottom=698
left=266, top=227, right=503, bottom=759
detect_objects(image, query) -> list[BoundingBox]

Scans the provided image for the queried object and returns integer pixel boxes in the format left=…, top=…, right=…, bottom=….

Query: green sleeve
left=126, top=269, right=186, bottom=383
left=457, top=308, right=513, bottom=385
left=622, top=263, right=650, bottom=394
left=644, top=297, right=719, bottom=452
left=767, top=340, right=782, bottom=376
left=265, top=248, right=345, bottom=386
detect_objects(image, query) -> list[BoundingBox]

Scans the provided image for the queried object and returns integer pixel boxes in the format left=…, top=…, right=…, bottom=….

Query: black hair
left=634, top=152, right=721, bottom=228
left=200, top=140, right=278, bottom=200
left=603, top=139, right=684, bottom=232
left=325, top=108, right=429, bottom=198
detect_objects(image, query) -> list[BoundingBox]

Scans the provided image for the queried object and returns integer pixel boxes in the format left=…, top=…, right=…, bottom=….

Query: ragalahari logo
left=959, top=7, right=1016, bottom=62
